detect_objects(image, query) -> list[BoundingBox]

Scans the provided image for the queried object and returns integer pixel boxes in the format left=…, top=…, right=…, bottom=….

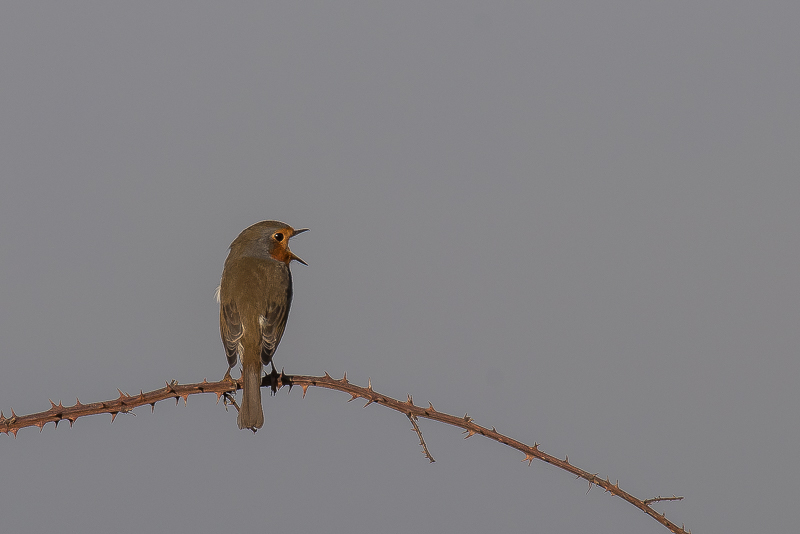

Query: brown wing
left=259, top=272, right=292, bottom=366
left=220, top=301, right=243, bottom=368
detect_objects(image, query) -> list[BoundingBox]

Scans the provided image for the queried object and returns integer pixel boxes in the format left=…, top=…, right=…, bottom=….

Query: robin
left=218, top=220, right=308, bottom=430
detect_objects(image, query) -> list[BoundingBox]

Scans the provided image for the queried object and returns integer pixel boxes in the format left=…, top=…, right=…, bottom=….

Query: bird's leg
left=221, top=367, right=240, bottom=412
left=268, top=362, right=280, bottom=395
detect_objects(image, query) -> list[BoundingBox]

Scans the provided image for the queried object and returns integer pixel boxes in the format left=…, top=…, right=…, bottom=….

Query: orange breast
left=269, top=245, right=293, bottom=264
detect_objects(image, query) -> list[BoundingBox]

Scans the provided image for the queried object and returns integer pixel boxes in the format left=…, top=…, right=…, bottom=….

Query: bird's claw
left=268, top=363, right=280, bottom=395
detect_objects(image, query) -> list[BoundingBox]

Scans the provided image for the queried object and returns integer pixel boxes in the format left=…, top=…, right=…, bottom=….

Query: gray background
left=1, top=2, right=797, bottom=533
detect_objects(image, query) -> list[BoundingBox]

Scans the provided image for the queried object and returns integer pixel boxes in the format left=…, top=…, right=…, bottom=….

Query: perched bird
left=218, top=220, right=307, bottom=430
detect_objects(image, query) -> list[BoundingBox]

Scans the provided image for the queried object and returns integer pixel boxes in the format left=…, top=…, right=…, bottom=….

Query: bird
left=217, top=220, right=307, bottom=430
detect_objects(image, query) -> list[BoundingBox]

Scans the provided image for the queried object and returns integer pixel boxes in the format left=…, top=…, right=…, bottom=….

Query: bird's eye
left=273, top=232, right=284, bottom=242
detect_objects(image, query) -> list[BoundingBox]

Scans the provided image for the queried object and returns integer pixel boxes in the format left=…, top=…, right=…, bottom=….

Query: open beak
left=289, top=228, right=309, bottom=265
left=290, top=251, right=307, bottom=266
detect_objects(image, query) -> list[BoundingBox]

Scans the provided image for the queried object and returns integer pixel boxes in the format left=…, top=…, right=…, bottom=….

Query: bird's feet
left=221, top=367, right=240, bottom=413
left=267, top=362, right=280, bottom=395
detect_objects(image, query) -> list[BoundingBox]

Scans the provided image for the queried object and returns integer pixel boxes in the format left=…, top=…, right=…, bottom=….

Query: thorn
left=463, top=429, right=476, bottom=439
left=11, top=408, right=17, bottom=419
left=367, top=378, right=373, bottom=390
left=491, top=426, right=496, bottom=432
left=67, top=417, right=76, bottom=427
left=533, top=442, right=539, bottom=451
left=302, top=384, right=309, bottom=398
left=110, top=412, right=119, bottom=423
left=323, top=371, right=331, bottom=379
left=49, top=399, right=57, bottom=410
left=11, top=428, right=18, bottom=438
left=285, top=374, right=293, bottom=393
left=181, top=394, right=189, bottom=406
left=363, top=399, right=374, bottom=408
left=278, top=367, right=287, bottom=389
left=522, top=453, right=535, bottom=465
left=75, top=398, right=82, bottom=407
left=342, top=371, right=348, bottom=382
left=117, top=389, right=126, bottom=399
left=587, top=481, right=592, bottom=494
left=348, top=393, right=359, bottom=402
left=37, top=420, right=45, bottom=431
left=54, top=419, right=60, bottom=429
left=139, top=391, right=145, bottom=399
left=463, top=414, right=472, bottom=423
left=565, top=455, right=569, bottom=464
left=150, top=403, right=156, bottom=413
left=427, top=402, right=435, bottom=412
left=406, top=394, right=414, bottom=405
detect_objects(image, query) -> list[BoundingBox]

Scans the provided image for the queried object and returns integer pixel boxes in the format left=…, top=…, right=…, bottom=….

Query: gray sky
left=1, top=2, right=798, bottom=533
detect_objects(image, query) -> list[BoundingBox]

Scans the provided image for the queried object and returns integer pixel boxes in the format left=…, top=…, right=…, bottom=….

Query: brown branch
left=405, top=395, right=435, bottom=463
left=0, top=371, right=689, bottom=534
left=644, top=495, right=684, bottom=505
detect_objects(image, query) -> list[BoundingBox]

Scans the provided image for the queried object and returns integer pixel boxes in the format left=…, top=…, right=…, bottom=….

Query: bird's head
left=230, top=220, right=308, bottom=265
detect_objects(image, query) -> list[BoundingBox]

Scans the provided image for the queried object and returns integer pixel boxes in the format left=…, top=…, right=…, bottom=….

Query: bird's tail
left=238, top=365, right=264, bottom=430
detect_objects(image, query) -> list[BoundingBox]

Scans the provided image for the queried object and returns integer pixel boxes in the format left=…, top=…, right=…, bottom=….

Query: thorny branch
left=1, top=371, right=689, bottom=534
left=406, top=398, right=435, bottom=463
